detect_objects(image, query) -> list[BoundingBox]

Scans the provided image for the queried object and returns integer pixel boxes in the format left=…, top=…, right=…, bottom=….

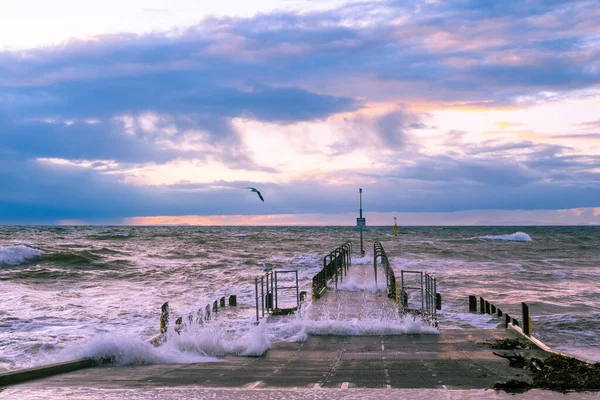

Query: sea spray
left=239, top=320, right=271, bottom=356
left=333, top=274, right=385, bottom=293
left=62, top=334, right=218, bottom=365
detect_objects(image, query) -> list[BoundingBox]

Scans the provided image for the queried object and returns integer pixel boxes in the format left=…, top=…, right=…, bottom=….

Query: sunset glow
left=1, top=0, right=599, bottom=225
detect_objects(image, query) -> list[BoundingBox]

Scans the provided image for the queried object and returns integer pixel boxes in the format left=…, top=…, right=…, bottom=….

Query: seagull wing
left=244, top=187, right=264, bottom=202
left=256, top=190, right=265, bottom=202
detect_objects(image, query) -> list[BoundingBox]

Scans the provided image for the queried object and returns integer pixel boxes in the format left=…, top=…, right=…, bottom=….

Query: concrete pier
left=1, top=263, right=551, bottom=395
left=8, top=328, right=544, bottom=391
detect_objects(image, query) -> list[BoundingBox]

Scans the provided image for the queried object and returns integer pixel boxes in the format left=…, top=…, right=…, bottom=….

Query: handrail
left=373, top=242, right=398, bottom=302
left=312, top=242, right=352, bottom=300
left=254, top=269, right=300, bottom=321
left=399, top=270, right=438, bottom=323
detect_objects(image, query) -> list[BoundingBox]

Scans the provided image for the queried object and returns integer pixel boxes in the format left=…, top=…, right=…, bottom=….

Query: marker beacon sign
left=356, top=217, right=366, bottom=228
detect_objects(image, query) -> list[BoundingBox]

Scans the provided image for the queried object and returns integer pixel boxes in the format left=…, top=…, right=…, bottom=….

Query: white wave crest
left=269, top=311, right=439, bottom=339
left=480, top=232, right=532, bottom=242
left=330, top=276, right=385, bottom=294
left=56, top=321, right=271, bottom=366
left=0, top=245, right=44, bottom=265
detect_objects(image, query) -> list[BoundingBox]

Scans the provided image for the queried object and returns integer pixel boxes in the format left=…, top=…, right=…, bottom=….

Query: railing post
left=265, top=272, right=270, bottom=311
left=420, top=272, right=424, bottom=313
left=373, top=243, right=378, bottom=285
left=275, top=271, right=279, bottom=311
left=261, top=275, right=265, bottom=316
left=385, top=255, right=390, bottom=289
left=255, top=278, right=259, bottom=322
left=295, top=270, right=299, bottom=308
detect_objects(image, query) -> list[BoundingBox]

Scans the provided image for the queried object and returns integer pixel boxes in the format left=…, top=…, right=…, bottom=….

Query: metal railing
left=399, top=270, right=437, bottom=322
left=254, top=270, right=300, bottom=322
left=312, top=242, right=352, bottom=300
left=373, top=242, right=398, bottom=302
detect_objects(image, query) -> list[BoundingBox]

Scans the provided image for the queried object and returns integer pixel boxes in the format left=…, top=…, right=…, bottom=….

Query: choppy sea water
left=1, top=225, right=599, bottom=372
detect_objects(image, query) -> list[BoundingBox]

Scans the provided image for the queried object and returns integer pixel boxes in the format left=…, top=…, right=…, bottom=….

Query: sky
left=1, top=0, right=599, bottom=225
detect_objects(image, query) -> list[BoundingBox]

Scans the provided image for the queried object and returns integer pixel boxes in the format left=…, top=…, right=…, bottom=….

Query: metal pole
left=420, top=272, right=424, bottom=313
left=400, top=270, right=408, bottom=307
left=359, top=188, right=364, bottom=256
left=385, top=256, right=389, bottom=289
left=425, top=274, right=429, bottom=314
left=434, top=278, right=437, bottom=316
left=265, top=272, right=269, bottom=312
left=271, top=271, right=274, bottom=305
left=255, top=278, right=259, bottom=322
left=275, top=271, right=278, bottom=311
left=261, top=276, right=265, bottom=317
left=373, top=246, right=378, bottom=285
left=295, top=270, right=299, bottom=308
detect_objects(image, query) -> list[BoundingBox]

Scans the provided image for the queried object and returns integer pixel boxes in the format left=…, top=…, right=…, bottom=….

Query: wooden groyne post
left=522, top=302, right=531, bottom=336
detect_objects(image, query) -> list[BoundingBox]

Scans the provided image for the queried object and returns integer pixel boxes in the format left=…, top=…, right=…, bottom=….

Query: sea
left=1, top=225, right=599, bottom=373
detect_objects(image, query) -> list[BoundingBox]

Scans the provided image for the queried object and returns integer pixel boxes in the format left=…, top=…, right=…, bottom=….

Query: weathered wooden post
left=522, top=302, right=531, bottom=336
left=512, top=317, right=519, bottom=326
left=485, top=300, right=490, bottom=314
left=213, top=300, right=218, bottom=313
left=469, top=296, right=477, bottom=312
left=220, top=297, right=225, bottom=307
left=229, top=295, right=237, bottom=306
left=205, top=304, right=211, bottom=320
left=175, top=316, right=183, bottom=333
left=504, top=313, right=510, bottom=328
left=160, top=302, right=169, bottom=334
left=436, top=293, right=442, bottom=310
left=479, top=297, right=485, bottom=314
left=497, top=308, right=503, bottom=317
left=299, top=291, right=306, bottom=303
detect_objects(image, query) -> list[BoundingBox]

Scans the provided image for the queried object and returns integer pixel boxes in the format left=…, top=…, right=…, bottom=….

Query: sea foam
left=55, top=321, right=271, bottom=366
left=0, top=245, right=44, bottom=265
left=480, top=232, right=532, bottom=242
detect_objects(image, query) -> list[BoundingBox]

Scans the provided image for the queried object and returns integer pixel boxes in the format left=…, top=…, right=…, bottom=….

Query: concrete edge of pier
left=508, top=323, right=597, bottom=365
left=0, top=358, right=97, bottom=387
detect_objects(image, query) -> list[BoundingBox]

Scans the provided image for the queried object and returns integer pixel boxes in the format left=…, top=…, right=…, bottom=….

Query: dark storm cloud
left=0, top=0, right=599, bottom=221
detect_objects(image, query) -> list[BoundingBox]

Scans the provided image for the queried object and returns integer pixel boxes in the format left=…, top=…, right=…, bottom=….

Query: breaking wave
left=0, top=245, right=44, bottom=265
left=56, top=322, right=270, bottom=366
left=480, top=232, right=532, bottom=242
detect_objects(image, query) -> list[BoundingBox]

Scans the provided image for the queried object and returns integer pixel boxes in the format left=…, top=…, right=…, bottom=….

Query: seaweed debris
left=493, top=351, right=600, bottom=392
left=532, top=354, right=600, bottom=391
left=493, top=379, right=532, bottom=393
left=489, top=338, right=530, bottom=350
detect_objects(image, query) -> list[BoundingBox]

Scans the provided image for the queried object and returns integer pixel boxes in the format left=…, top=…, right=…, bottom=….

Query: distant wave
left=40, top=250, right=103, bottom=265
left=0, top=245, right=44, bottom=265
left=480, top=232, right=532, bottom=242
left=86, top=233, right=131, bottom=240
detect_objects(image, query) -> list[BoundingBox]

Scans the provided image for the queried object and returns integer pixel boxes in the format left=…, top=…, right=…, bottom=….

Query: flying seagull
left=246, top=187, right=264, bottom=202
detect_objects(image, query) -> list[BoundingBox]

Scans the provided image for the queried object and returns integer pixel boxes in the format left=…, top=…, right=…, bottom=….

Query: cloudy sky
left=1, top=0, right=599, bottom=225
